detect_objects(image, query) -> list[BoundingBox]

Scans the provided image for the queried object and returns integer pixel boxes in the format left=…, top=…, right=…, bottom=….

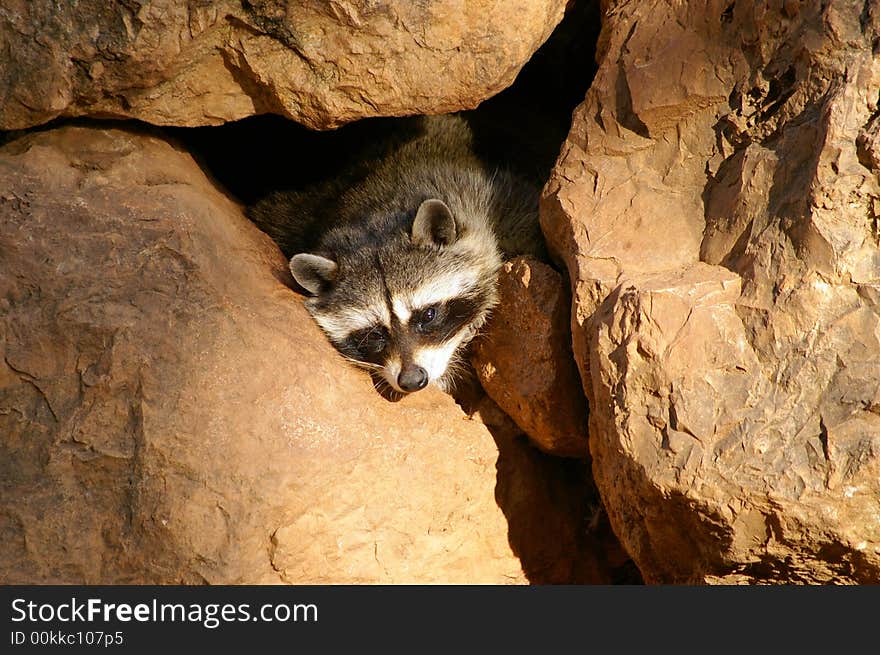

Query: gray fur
left=290, top=253, right=338, bottom=294
left=412, top=198, right=457, bottom=247
left=248, top=114, right=545, bottom=393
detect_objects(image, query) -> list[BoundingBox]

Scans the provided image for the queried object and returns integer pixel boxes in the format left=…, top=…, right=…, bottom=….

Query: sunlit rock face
left=542, top=0, right=880, bottom=583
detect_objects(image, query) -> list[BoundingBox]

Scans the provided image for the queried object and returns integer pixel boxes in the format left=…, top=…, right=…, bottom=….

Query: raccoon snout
left=398, top=365, right=428, bottom=393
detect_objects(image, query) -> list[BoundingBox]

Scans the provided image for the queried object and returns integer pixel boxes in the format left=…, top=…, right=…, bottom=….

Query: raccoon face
left=290, top=199, right=500, bottom=394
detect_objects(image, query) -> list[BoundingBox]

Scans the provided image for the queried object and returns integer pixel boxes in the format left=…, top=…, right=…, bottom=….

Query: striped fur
left=248, top=114, right=544, bottom=394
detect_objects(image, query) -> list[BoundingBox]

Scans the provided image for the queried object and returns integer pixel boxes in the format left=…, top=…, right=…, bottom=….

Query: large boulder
left=0, top=0, right=567, bottom=131
left=0, top=124, right=609, bottom=584
left=471, top=257, right=589, bottom=458
left=542, top=0, right=880, bottom=583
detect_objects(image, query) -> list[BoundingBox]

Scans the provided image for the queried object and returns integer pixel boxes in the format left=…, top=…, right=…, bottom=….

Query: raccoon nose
left=398, top=366, right=428, bottom=392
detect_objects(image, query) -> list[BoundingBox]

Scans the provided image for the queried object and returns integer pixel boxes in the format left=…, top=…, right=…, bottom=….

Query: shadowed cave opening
left=168, top=1, right=641, bottom=585
left=169, top=1, right=600, bottom=208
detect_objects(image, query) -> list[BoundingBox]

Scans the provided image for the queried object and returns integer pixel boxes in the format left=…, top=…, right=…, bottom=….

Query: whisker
left=338, top=354, right=384, bottom=371
left=369, top=374, right=405, bottom=401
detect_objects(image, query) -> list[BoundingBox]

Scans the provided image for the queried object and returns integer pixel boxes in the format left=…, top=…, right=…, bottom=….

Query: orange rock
left=0, top=0, right=567, bottom=130
left=472, top=257, right=588, bottom=458
left=542, top=0, right=880, bottom=583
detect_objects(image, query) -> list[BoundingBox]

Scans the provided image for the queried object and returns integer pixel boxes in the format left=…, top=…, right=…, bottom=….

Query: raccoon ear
left=412, top=199, right=457, bottom=247
left=290, top=253, right=338, bottom=295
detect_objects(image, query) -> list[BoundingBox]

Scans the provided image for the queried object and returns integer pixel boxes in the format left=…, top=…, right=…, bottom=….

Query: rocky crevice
left=3, top=0, right=879, bottom=585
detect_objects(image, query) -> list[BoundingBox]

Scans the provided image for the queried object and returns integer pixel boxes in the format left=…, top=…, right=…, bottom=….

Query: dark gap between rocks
left=167, top=0, right=601, bottom=207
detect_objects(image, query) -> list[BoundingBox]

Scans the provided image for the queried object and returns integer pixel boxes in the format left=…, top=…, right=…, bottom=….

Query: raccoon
left=248, top=114, right=544, bottom=395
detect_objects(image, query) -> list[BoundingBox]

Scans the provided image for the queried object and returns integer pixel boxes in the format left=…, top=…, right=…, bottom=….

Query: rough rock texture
left=471, top=257, right=588, bottom=458
left=0, top=0, right=567, bottom=131
left=542, top=0, right=880, bottom=583
left=0, top=125, right=607, bottom=584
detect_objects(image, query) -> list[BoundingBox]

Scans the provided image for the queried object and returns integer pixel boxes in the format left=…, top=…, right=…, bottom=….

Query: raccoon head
left=290, top=198, right=500, bottom=394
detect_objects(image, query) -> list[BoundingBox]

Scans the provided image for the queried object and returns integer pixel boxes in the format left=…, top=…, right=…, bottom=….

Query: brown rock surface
left=0, top=124, right=607, bottom=584
left=471, top=257, right=588, bottom=458
left=0, top=0, right=567, bottom=131
left=542, top=0, right=880, bottom=583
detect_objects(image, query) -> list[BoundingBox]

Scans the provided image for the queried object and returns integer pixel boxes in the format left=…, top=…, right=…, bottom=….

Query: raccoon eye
left=414, top=305, right=440, bottom=332
left=362, top=328, right=387, bottom=354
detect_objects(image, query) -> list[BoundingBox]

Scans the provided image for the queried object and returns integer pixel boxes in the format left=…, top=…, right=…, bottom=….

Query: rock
left=471, top=257, right=588, bottom=457
left=0, top=124, right=607, bottom=584
left=469, top=395, right=635, bottom=584
left=542, top=0, right=880, bottom=583
left=0, top=0, right=567, bottom=131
